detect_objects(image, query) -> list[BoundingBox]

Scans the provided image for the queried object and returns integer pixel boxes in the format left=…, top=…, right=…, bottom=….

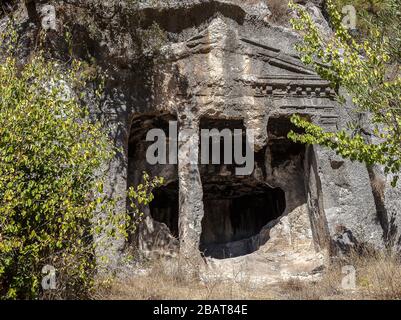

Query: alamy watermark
left=39, top=4, right=57, bottom=31
left=41, top=265, right=57, bottom=290
left=341, top=265, right=356, bottom=290
left=145, top=121, right=255, bottom=176
left=342, top=5, right=357, bottom=30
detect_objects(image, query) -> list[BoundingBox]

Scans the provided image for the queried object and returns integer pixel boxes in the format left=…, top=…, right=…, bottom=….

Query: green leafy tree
left=0, top=23, right=166, bottom=298
left=0, top=19, right=130, bottom=298
left=332, top=0, right=401, bottom=54
left=288, top=0, right=401, bottom=186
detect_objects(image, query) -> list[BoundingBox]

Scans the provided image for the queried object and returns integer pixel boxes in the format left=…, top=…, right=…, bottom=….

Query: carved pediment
left=166, top=24, right=335, bottom=101
left=236, top=38, right=335, bottom=99
left=239, top=38, right=316, bottom=76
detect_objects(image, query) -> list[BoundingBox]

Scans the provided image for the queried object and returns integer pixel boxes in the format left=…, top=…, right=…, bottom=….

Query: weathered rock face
left=98, top=0, right=397, bottom=279
left=121, top=1, right=384, bottom=258
left=13, top=0, right=399, bottom=279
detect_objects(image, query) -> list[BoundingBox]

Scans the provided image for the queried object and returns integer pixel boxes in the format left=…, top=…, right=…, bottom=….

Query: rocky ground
left=94, top=248, right=401, bottom=300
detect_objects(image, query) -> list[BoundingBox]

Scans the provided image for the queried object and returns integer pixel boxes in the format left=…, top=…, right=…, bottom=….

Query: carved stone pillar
left=177, top=115, right=204, bottom=261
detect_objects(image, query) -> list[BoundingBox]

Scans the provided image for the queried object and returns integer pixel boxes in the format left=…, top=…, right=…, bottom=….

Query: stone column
left=304, top=145, right=331, bottom=252
left=177, top=116, right=205, bottom=264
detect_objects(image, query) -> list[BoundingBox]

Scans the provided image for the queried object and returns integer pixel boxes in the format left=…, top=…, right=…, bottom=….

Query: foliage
left=0, top=20, right=122, bottom=299
left=288, top=0, right=401, bottom=186
left=127, top=172, right=164, bottom=230
left=0, top=1, right=168, bottom=301
left=331, top=0, right=401, bottom=53
left=0, top=2, right=168, bottom=298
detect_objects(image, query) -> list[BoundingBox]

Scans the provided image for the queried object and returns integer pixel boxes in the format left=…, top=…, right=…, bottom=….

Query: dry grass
left=94, top=251, right=401, bottom=300
left=351, top=251, right=401, bottom=299
left=94, top=258, right=279, bottom=300
left=279, top=250, right=401, bottom=300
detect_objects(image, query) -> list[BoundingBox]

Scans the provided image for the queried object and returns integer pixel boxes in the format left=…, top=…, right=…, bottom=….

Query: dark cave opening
left=127, top=113, right=179, bottom=247
left=127, top=115, right=303, bottom=256
left=199, top=182, right=286, bottom=259
left=149, top=181, right=180, bottom=238
left=197, top=117, right=291, bottom=259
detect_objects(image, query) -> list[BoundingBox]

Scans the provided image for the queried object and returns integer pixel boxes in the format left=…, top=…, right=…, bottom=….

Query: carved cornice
left=237, top=75, right=336, bottom=99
